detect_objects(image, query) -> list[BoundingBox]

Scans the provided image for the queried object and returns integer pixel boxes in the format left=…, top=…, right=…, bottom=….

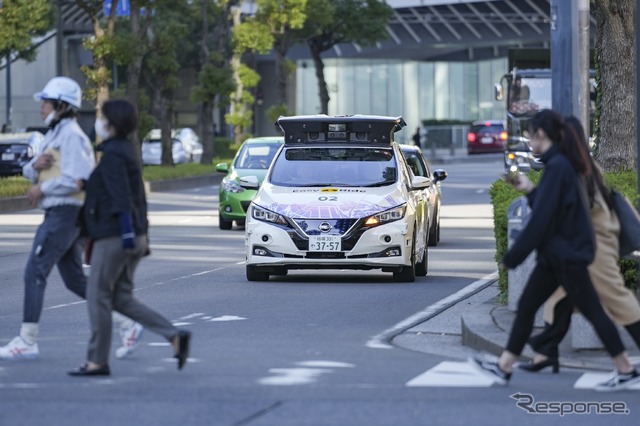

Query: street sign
left=104, top=0, right=130, bottom=17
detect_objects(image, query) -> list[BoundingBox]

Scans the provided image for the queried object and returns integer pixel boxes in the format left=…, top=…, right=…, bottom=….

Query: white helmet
left=33, top=76, right=83, bottom=109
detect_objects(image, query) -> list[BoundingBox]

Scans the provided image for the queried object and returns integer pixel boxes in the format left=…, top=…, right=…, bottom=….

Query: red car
left=466, top=120, right=507, bottom=154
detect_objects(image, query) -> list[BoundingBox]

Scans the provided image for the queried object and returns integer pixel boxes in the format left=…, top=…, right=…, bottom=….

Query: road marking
left=406, top=361, right=494, bottom=387
left=258, top=368, right=333, bottom=386
left=259, top=360, right=354, bottom=386
left=367, top=272, right=498, bottom=349
left=574, top=371, right=640, bottom=390
left=208, top=315, right=247, bottom=322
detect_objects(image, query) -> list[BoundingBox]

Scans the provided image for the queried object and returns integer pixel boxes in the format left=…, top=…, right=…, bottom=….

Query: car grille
left=286, top=219, right=367, bottom=252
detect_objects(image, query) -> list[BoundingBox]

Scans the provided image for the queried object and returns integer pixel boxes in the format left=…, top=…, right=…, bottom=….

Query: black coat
left=81, top=137, right=148, bottom=241
left=502, top=144, right=595, bottom=268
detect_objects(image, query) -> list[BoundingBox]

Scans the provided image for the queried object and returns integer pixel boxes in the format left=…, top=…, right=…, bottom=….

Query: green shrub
left=0, top=176, right=31, bottom=198
left=490, top=170, right=638, bottom=304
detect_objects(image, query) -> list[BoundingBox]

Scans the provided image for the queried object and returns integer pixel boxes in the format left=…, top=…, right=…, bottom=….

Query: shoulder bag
left=610, top=190, right=640, bottom=257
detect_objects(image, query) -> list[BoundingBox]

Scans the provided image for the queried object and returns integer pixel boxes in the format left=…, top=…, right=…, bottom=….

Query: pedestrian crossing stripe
left=406, top=361, right=640, bottom=390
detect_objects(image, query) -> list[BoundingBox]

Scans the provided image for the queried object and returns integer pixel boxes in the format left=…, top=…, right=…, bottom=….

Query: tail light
left=467, top=132, right=476, bottom=143
left=499, top=131, right=508, bottom=141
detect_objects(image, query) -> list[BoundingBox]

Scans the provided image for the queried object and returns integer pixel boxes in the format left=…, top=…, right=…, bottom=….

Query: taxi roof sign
left=276, top=114, right=406, bottom=145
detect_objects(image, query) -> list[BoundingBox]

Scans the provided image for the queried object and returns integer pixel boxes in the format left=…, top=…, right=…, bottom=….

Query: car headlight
left=364, top=204, right=406, bottom=227
left=251, top=205, right=289, bottom=226
left=222, top=178, right=244, bottom=193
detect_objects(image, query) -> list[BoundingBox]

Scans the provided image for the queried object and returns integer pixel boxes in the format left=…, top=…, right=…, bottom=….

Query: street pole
left=5, top=53, right=10, bottom=131
left=551, top=0, right=573, bottom=115
left=575, top=0, right=590, bottom=142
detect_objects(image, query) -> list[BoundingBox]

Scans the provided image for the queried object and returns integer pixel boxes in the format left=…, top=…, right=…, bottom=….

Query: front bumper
left=245, top=219, right=413, bottom=271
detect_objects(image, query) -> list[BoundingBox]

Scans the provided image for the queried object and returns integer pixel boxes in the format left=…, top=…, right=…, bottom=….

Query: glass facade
left=296, top=57, right=507, bottom=144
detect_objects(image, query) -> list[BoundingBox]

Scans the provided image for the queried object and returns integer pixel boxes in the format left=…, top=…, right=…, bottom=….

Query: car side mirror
left=494, top=83, right=504, bottom=101
left=410, top=175, right=431, bottom=190
left=215, top=162, right=229, bottom=173
left=239, top=175, right=260, bottom=189
left=433, top=169, right=448, bottom=183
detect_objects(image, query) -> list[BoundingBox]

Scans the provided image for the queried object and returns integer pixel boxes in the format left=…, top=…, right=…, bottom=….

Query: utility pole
left=550, top=0, right=590, bottom=139
left=4, top=53, right=10, bottom=131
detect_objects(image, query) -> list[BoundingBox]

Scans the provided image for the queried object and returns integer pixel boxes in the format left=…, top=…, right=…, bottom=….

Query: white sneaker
left=594, top=369, right=640, bottom=392
left=0, top=336, right=39, bottom=360
left=115, top=322, right=144, bottom=359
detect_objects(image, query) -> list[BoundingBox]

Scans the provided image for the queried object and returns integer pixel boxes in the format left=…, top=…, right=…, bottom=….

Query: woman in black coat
left=68, top=99, right=191, bottom=376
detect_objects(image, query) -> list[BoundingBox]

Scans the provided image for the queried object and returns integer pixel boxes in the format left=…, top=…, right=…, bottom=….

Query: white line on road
left=366, top=272, right=498, bottom=349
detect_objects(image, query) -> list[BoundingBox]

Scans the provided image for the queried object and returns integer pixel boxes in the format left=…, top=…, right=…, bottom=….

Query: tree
left=254, top=0, right=307, bottom=109
left=226, top=1, right=273, bottom=145
left=0, top=0, right=52, bottom=59
left=75, top=0, right=120, bottom=120
left=592, top=0, right=635, bottom=171
left=190, top=0, right=236, bottom=164
left=0, top=0, right=53, bottom=129
left=295, top=0, right=392, bottom=114
left=143, top=1, right=191, bottom=166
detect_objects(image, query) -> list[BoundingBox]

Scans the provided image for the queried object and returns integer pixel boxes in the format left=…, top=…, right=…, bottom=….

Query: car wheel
left=393, top=231, right=416, bottom=283
left=415, top=243, right=428, bottom=277
left=246, top=265, right=270, bottom=281
left=428, top=207, right=439, bottom=247
left=219, top=215, right=233, bottom=230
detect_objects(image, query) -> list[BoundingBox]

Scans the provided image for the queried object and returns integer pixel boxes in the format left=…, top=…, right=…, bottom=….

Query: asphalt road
left=1, top=154, right=638, bottom=425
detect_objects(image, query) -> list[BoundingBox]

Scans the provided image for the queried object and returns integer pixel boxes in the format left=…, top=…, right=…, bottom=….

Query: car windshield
left=472, top=124, right=503, bottom=134
left=270, top=147, right=397, bottom=187
left=508, top=77, right=551, bottom=116
left=235, top=143, right=281, bottom=169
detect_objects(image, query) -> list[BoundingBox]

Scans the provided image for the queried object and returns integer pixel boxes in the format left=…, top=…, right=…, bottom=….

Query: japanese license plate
left=2, top=153, right=14, bottom=161
left=309, top=235, right=341, bottom=252
left=481, top=136, right=493, bottom=144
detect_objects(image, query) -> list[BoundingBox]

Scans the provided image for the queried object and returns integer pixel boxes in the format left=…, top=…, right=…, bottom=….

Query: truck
left=494, top=49, right=595, bottom=172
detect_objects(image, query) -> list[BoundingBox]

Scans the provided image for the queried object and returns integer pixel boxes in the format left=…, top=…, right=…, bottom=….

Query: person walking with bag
left=0, top=77, right=143, bottom=361
left=469, top=109, right=639, bottom=391
left=68, top=99, right=191, bottom=376
left=518, top=116, right=640, bottom=381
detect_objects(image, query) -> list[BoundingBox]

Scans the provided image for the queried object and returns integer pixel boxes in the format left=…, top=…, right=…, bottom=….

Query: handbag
left=610, top=190, right=640, bottom=257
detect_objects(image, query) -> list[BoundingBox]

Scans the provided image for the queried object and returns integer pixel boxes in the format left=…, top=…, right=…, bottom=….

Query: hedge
left=490, top=170, right=638, bottom=303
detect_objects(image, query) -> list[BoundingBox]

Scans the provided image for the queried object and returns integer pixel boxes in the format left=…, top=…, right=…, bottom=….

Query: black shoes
left=517, top=358, right=559, bottom=374
left=174, top=330, right=191, bottom=370
left=468, top=355, right=511, bottom=385
left=68, top=363, right=111, bottom=377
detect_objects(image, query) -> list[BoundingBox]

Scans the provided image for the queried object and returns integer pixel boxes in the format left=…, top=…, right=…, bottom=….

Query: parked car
left=243, top=115, right=432, bottom=282
left=0, top=131, right=44, bottom=177
left=400, top=144, right=447, bottom=246
left=216, top=136, right=284, bottom=230
left=466, top=120, right=507, bottom=154
left=145, top=128, right=203, bottom=162
left=141, top=137, right=188, bottom=165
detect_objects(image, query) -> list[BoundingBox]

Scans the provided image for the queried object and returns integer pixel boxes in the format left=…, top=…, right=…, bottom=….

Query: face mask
left=94, top=118, right=111, bottom=141
left=44, top=111, right=56, bottom=126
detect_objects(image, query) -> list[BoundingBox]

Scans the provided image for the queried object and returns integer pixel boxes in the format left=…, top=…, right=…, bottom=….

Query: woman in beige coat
left=519, top=116, right=640, bottom=373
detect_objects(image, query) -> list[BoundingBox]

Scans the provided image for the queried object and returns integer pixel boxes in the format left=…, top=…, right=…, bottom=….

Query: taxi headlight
left=251, top=205, right=288, bottom=226
left=222, top=178, right=244, bottom=193
left=364, top=205, right=406, bottom=227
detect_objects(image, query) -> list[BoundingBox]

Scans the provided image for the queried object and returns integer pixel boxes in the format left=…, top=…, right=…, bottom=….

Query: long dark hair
left=564, top=116, right=613, bottom=208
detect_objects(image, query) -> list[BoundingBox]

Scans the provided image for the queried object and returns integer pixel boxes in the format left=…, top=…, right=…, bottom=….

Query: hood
left=230, top=168, right=269, bottom=184
left=252, top=183, right=406, bottom=219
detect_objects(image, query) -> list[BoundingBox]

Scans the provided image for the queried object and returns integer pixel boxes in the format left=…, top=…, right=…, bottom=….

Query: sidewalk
left=394, top=279, right=640, bottom=372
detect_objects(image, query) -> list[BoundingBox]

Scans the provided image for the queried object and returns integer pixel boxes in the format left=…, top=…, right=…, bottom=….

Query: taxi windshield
left=269, top=147, right=397, bottom=187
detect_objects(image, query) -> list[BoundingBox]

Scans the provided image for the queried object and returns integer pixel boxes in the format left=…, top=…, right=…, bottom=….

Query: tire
left=219, top=215, right=233, bottom=230
left=246, top=265, right=270, bottom=281
left=415, top=244, right=428, bottom=276
left=393, top=231, right=416, bottom=282
left=428, top=207, right=439, bottom=247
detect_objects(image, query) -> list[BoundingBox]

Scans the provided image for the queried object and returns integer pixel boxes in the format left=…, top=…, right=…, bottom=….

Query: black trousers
left=505, top=262, right=625, bottom=358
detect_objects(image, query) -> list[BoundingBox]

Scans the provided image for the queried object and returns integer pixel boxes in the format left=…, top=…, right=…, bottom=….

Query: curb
left=0, top=174, right=224, bottom=214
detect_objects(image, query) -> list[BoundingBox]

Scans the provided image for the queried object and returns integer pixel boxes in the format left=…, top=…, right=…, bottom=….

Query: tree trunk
left=200, top=100, right=215, bottom=164
left=593, top=0, right=636, bottom=171
left=157, top=87, right=174, bottom=166
left=310, top=44, right=329, bottom=115
left=274, top=38, right=288, bottom=106
left=125, top=6, right=149, bottom=154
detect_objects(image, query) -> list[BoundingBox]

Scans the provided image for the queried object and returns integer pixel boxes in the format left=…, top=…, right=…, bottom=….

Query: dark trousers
left=505, top=262, right=625, bottom=358
left=529, top=296, right=640, bottom=359
left=23, top=205, right=86, bottom=323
